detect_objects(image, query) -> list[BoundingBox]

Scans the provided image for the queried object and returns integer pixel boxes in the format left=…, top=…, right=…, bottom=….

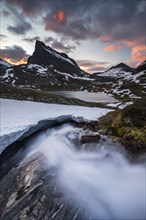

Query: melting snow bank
left=40, top=125, right=146, bottom=220
left=0, top=98, right=111, bottom=154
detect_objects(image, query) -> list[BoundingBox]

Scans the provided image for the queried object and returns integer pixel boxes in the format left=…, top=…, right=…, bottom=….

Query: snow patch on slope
left=0, top=99, right=111, bottom=153
left=0, top=60, right=12, bottom=68
left=44, top=47, right=75, bottom=66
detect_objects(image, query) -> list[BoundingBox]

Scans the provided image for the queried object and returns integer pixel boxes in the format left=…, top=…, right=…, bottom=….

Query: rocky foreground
left=0, top=120, right=115, bottom=220
left=0, top=152, right=89, bottom=220
left=0, top=116, right=145, bottom=220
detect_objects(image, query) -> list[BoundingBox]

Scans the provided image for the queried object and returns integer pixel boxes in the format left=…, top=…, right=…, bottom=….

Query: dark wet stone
left=81, top=134, right=100, bottom=144
left=0, top=152, right=88, bottom=220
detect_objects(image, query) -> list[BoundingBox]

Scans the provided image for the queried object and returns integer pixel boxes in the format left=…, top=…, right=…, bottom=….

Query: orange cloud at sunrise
left=131, top=45, right=146, bottom=65
left=123, top=40, right=146, bottom=65
left=53, top=10, right=66, bottom=23
left=104, top=44, right=122, bottom=52
left=3, top=57, right=27, bottom=65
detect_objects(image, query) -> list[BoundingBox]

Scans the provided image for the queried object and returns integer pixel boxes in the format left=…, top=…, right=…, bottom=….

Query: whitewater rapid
left=39, top=124, right=146, bottom=220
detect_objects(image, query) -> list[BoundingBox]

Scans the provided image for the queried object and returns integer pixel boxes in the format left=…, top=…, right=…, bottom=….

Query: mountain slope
left=95, top=62, right=134, bottom=77
left=91, top=60, right=146, bottom=104
left=0, top=59, right=13, bottom=69
left=0, top=63, right=94, bottom=91
left=132, top=60, right=146, bottom=74
left=0, top=39, right=145, bottom=107
left=0, top=41, right=94, bottom=91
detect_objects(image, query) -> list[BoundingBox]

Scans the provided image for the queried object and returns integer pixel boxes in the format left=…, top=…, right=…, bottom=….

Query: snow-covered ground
left=0, top=59, right=12, bottom=68
left=0, top=99, right=111, bottom=153
left=97, top=68, right=131, bottom=77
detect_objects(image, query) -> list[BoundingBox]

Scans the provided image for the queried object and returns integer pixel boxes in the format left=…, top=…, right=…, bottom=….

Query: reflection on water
left=49, top=91, right=117, bottom=103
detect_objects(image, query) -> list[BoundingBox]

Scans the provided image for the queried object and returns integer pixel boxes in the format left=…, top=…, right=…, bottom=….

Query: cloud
left=53, top=10, right=66, bottom=23
left=1, top=45, right=29, bottom=61
left=43, top=0, right=145, bottom=43
left=7, top=22, right=32, bottom=35
left=3, top=0, right=146, bottom=65
left=44, top=37, right=54, bottom=43
left=22, top=36, right=40, bottom=43
left=0, top=34, right=7, bottom=45
left=2, top=10, right=11, bottom=16
left=131, top=45, right=146, bottom=65
left=77, top=60, right=108, bottom=73
left=119, top=40, right=146, bottom=66
left=4, top=0, right=49, bottom=16
left=5, top=4, right=33, bottom=35
left=4, top=0, right=145, bottom=42
left=44, top=37, right=76, bottom=53
left=104, top=44, right=123, bottom=52
left=89, top=66, right=107, bottom=72
left=51, top=41, right=75, bottom=53
left=3, top=57, right=27, bottom=65
left=0, top=34, right=7, bottom=38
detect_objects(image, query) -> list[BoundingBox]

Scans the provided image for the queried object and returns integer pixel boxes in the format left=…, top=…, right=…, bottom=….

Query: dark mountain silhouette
left=28, top=40, right=83, bottom=76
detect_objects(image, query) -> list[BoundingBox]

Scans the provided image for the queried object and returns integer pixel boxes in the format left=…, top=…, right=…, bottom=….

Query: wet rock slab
left=0, top=152, right=87, bottom=220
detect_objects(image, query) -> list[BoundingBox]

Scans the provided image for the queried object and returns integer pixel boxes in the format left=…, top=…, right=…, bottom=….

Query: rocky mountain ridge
left=28, top=40, right=83, bottom=76
left=0, top=41, right=145, bottom=107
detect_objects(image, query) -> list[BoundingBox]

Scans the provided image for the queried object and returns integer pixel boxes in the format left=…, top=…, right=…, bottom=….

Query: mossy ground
left=98, top=97, right=146, bottom=155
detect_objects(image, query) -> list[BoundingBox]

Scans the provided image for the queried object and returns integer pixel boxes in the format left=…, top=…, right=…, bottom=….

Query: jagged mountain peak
left=110, top=62, right=133, bottom=72
left=35, top=40, right=54, bottom=53
left=35, top=40, right=45, bottom=47
left=34, top=40, right=72, bottom=61
left=28, top=40, right=81, bottom=75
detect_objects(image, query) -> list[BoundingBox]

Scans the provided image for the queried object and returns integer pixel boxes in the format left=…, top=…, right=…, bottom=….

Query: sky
left=0, top=0, right=146, bottom=73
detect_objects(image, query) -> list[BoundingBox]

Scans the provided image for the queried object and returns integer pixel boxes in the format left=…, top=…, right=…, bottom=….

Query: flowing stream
left=0, top=124, right=145, bottom=220
left=38, top=124, right=145, bottom=220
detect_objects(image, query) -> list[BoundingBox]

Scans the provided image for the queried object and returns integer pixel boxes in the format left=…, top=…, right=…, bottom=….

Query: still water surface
left=49, top=91, right=117, bottom=103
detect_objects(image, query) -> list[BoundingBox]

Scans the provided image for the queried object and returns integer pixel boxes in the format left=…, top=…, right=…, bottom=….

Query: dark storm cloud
left=51, top=41, right=75, bottom=53
left=5, top=4, right=33, bottom=35
left=4, top=0, right=49, bottom=16
left=44, top=37, right=76, bottom=53
left=95, top=0, right=146, bottom=44
left=3, top=0, right=145, bottom=43
left=22, top=36, right=40, bottom=43
left=43, top=0, right=145, bottom=44
left=4, top=0, right=84, bottom=16
left=1, top=45, right=29, bottom=60
left=8, top=22, right=32, bottom=35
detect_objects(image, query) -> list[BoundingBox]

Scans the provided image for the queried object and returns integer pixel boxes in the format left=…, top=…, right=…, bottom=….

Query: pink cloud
left=104, top=44, right=122, bottom=52
left=123, top=40, right=146, bottom=66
